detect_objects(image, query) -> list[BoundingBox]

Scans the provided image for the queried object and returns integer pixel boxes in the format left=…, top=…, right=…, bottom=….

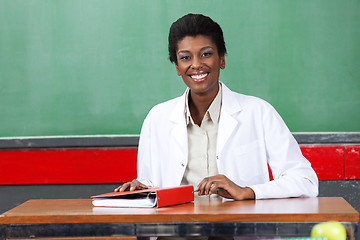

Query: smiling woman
left=115, top=13, right=318, bottom=202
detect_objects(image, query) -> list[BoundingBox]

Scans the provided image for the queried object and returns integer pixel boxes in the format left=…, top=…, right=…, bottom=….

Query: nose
left=191, top=56, right=203, bottom=69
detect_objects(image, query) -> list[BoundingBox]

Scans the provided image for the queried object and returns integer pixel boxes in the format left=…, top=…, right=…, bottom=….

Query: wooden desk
left=0, top=197, right=358, bottom=240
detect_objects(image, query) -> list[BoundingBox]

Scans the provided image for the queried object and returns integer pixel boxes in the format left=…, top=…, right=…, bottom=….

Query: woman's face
left=175, top=35, right=225, bottom=97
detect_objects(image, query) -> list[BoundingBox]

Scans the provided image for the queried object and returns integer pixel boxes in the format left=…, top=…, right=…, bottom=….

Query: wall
left=1, top=134, right=359, bottom=213
left=0, top=134, right=359, bottom=240
left=1, top=1, right=359, bottom=237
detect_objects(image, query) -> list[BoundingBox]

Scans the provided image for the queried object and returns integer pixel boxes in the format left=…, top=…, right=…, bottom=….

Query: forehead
left=176, top=35, right=217, bottom=52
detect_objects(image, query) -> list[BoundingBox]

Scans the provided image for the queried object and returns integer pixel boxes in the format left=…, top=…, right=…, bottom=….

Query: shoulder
left=143, top=95, right=184, bottom=123
left=222, top=84, right=275, bottom=112
left=237, top=92, right=272, bottom=107
left=148, top=96, right=182, bottom=114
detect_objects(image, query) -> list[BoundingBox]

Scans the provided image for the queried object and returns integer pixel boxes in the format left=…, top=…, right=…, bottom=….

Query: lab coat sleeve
left=249, top=103, right=319, bottom=199
left=136, top=110, right=154, bottom=187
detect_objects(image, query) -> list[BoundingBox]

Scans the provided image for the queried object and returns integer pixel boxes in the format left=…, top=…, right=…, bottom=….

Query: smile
left=190, top=73, right=209, bottom=81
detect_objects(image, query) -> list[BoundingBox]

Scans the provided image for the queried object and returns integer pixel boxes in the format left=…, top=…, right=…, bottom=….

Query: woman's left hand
left=196, top=174, right=255, bottom=200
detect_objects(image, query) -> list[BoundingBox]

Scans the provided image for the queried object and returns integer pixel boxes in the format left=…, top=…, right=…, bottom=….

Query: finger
left=208, top=178, right=229, bottom=195
left=196, top=180, right=205, bottom=195
left=198, top=175, right=224, bottom=195
left=200, top=181, right=212, bottom=195
left=206, top=180, right=218, bottom=195
left=204, top=179, right=213, bottom=195
left=199, top=183, right=207, bottom=195
left=209, top=182, right=226, bottom=196
left=114, top=183, right=128, bottom=192
left=119, top=182, right=131, bottom=192
left=139, top=183, right=149, bottom=189
left=212, top=180, right=240, bottom=199
left=209, top=183, right=220, bottom=195
left=129, top=180, right=148, bottom=191
left=129, top=180, right=140, bottom=191
left=197, top=177, right=211, bottom=195
left=129, top=182, right=141, bottom=191
left=199, top=175, right=225, bottom=195
left=216, top=188, right=233, bottom=199
left=206, top=183, right=213, bottom=195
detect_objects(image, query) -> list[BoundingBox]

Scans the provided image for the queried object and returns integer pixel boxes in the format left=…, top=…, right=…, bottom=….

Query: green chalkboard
left=0, top=0, right=359, bottom=137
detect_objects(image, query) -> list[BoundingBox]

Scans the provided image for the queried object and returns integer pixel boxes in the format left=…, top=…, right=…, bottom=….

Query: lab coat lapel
left=217, top=83, right=243, bottom=157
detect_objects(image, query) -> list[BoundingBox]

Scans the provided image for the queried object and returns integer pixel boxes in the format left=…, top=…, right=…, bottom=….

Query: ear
left=220, top=54, right=225, bottom=69
left=175, top=63, right=181, bottom=76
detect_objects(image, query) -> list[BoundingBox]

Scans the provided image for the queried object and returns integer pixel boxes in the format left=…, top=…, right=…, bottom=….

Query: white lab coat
left=137, top=83, right=318, bottom=199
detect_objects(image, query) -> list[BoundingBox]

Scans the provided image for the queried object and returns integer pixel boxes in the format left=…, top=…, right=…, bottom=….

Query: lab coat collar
left=168, top=82, right=243, bottom=159
left=168, top=82, right=243, bottom=123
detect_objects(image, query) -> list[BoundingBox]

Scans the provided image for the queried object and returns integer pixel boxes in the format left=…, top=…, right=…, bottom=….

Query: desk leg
left=1, top=224, right=6, bottom=240
left=344, top=222, right=359, bottom=240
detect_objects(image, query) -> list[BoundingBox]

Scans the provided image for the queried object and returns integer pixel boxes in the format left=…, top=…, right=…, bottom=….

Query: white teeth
left=191, top=73, right=208, bottom=79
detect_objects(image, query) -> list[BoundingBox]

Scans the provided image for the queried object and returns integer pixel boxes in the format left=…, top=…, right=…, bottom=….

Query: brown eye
left=179, top=55, right=190, bottom=61
left=202, top=51, right=213, bottom=57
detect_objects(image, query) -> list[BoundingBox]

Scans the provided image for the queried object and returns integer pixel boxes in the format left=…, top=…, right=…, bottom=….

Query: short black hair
left=168, top=13, right=227, bottom=65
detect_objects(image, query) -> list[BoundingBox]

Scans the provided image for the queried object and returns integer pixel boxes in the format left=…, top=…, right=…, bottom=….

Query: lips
left=190, top=72, right=209, bottom=82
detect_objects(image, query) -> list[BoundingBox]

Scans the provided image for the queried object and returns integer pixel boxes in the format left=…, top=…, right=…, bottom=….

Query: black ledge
left=0, top=135, right=140, bottom=149
left=0, top=133, right=359, bottom=150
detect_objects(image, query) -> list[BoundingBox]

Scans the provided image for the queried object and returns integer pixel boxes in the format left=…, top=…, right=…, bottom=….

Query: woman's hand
left=196, top=174, right=255, bottom=200
left=114, top=179, right=149, bottom=192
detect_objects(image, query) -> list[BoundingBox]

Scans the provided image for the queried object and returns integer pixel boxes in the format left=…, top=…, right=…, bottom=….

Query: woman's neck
left=188, top=88, right=218, bottom=126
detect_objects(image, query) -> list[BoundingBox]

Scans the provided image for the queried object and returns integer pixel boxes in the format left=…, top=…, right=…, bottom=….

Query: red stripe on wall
left=0, top=145, right=359, bottom=185
left=345, top=145, right=360, bottom=180
left=300, top=145, right=344, bottom=180
left=0, top=148, right=137, bottom=185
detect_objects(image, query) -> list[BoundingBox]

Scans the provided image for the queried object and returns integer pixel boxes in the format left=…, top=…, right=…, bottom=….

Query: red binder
left=91, top=185, right=194, bottom=208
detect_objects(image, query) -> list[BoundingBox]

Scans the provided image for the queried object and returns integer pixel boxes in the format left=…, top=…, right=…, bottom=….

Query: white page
left=92, top=195, right=157, bottom=208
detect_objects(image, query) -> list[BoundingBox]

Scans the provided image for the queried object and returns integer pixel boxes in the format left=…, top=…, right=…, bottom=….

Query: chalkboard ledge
left=0, top=133, right=359, bottom=149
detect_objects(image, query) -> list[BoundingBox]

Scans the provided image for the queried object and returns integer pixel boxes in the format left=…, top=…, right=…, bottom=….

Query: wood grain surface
left=1, top=197, right=358, bottom=224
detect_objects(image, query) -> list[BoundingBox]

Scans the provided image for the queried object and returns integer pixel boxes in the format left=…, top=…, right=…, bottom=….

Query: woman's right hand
left=114, top=179, right=149, bottom=192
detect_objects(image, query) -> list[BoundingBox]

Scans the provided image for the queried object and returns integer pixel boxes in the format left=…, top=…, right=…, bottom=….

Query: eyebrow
left=177, top=46, right=214, bottom=55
